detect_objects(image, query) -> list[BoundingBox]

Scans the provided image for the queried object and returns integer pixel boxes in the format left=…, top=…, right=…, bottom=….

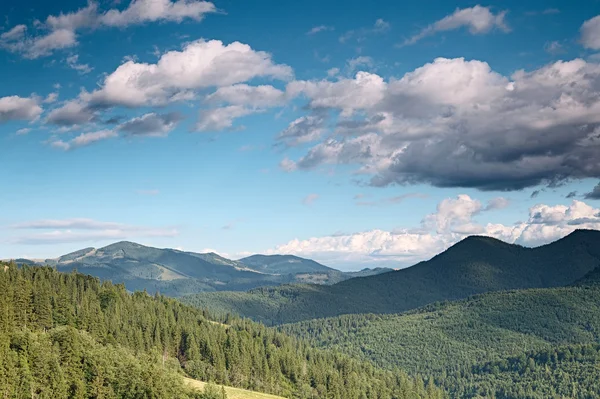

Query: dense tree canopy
left=0, top=262, right=443, bottom=399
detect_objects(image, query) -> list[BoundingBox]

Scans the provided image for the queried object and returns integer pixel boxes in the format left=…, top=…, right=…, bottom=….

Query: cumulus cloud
left=401, top=5, right=509, bottom=46
left=82, top=39, right=292, bottom=108
left=581, top=15, right=600, bottom=50
left=0, top=95, right=43, bottom=123
left=46, top=100, right=95, bottom=126
left=267, top=195, right=600, bottom=268
left=50, top=130, right=117, bottom=151
left=283, top=57, right=600, bottom=191
left=0, top=0, right=217, bottom=58
left=11, top=217, right=178, bottom=245
left=118, top=112, right=181, bottom=137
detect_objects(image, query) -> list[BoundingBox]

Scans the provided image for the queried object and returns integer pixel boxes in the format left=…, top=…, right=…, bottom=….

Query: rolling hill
left=15, top=241, right=390, bottom=296
left=181, top=229, right=600, bottom=324
left=279, top=270, right=600, bottom=398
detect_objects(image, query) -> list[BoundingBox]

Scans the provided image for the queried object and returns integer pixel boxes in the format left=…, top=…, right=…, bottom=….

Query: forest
left=279, top=281, right=600, bottom=398
left=0, top=261, right=443, bottom=399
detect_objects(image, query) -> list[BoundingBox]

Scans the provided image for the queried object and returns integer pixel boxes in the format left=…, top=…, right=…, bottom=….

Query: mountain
left=17, top=241, right=390, bottom=297
left=280, top=282, right=600, bottom=398
left=239, top=254, right=335, bottom=274
left=181, top=229, right=600, bottom=324
left=0, top=262, right=442, bottom=399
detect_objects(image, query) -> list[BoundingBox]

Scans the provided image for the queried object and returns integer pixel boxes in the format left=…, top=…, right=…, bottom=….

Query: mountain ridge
left=182, top=229, right=600, bottom=324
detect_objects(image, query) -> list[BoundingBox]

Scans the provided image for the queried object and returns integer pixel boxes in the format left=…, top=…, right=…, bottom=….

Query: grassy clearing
left=183, top=378, right=286, bottom=399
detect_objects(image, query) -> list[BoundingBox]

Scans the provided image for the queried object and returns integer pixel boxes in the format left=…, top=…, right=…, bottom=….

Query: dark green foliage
left=279, top=284, right=600, bottom=398
left=183, top=230, right=600, bottom=324
left=26, top=241, right=389, bottom=297
left=0, top=262, right=443, bottom=399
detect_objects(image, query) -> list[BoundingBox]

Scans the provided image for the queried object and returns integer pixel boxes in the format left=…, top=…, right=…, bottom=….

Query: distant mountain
left=181, top=229, right=600, bottom=324
left=15, top=241, right=389, bottom=296
left=239, top=254, right=335, bottom=274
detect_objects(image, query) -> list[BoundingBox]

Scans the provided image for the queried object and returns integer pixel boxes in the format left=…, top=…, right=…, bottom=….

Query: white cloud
left=544, top=40, right=565, bottom=55
left=84, top=39, right=292, bottom=108
left=16, top=128, right=31, bottom=135
left=0, top=95, right=42, bottom=123
left=266, top=196, right=600, bottom=268
left=50, top=130, right=117, bottom=151
left=66, top=54, right=93, bottom=74
left=12, top=217, right=178, bottom=245
left=581, top=15, right=600, bottom=50
left=307, top=25, right=333, bottom=35
left=206, top=84, right=286, bottom=107
left=44, top=92, right=59, bottom=104
left=402, top=5, right=509, bottom=46
left=0, top=0, right=217, bottom=59
left=195, top=105, right=256, bottom=131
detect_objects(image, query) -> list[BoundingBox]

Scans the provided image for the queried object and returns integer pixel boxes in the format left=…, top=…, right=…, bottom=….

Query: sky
left=1, top=0, right=600, bottom=271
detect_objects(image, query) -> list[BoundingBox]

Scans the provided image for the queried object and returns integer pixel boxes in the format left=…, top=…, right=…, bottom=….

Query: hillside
left=181, top=230, right=600, bottom=324
left=0, top=262, right=443, bottom=399
left=280, top=281, right=600, bottom=398
left=19, top=241, right=388, bottom=297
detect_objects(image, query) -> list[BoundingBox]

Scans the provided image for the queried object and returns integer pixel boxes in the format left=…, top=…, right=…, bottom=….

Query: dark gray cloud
left=585, top=183, right=600, bottom=199
left=285, top=58, right=600, bottom=191
left=118, top=112, right=182, bottom=137
left=566, top=191, right=577, bottom=198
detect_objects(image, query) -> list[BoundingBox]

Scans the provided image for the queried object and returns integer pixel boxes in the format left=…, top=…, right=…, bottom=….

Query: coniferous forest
left=0, top=262, right=444, bottom=399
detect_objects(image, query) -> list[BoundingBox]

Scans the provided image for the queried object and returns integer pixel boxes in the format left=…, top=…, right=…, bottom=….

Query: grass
left=183, top=378, right=286, bottom=399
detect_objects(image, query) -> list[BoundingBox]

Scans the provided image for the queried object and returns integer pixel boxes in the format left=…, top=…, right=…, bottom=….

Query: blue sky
left=1, top=0, right=600, bottom=270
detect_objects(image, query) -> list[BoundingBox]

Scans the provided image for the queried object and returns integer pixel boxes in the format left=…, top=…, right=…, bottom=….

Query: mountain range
left=181, top=229, right=600, bottom=324
left=10, top=241, right=391, bottom=296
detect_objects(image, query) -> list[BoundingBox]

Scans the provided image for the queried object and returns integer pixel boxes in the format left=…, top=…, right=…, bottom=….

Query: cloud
left=566, top=191, right=577, bottom=199
left=50, top=130, right=117, bottom=151
left=11, top=217, right=178, bottom=245
left=118, top=112, right=181, bottom=137
left=544, top=41, right=565, bottom=55
left=44, top=92, right=59, bottom=104
left=46, top=100, right=95, bottom=126
left=585, top=182, right=600, bottom=199
left=347, top=56, right=374, bottom=73
left=279, top=157, right=297, bottom=172
left=339, top=19, right=391, bottom=43
left=485, top=197, right=510, bottom=210
left=0, top=0, right=217, bottom=59
left=83, top=39, right=292, bottom=108
left=307, top=25, right=333, bottom=35
left=205, top=84, right=286, bottom=107
left=0, top=95, right=42, bottom=123
left=277, top=114, right=326, bottom=146
left=581, top=15, right=600, bottom=50
left=401, top=5, right=509, bottom=46
left=16, top=128, right=31, bottom=135
left=302, top=193, right=319, bottom=205
left=266, top=195, right=600, bottom=268
left=195, top=105, right=256, bottom=131
left=66, top=54, right=93, bottom=74
left=531, top=190, right=540, bottom=198
left=284, top=57, right=600, bottom=191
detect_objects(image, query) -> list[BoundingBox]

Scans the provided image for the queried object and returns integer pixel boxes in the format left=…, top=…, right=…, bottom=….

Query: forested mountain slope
left=0, top=261, right=443, bottom=399
left=280, top=273, right=600, bottom=398
left=15, top=241, right=389, bottom=297
left=182, top=230, right=600, bottom=324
